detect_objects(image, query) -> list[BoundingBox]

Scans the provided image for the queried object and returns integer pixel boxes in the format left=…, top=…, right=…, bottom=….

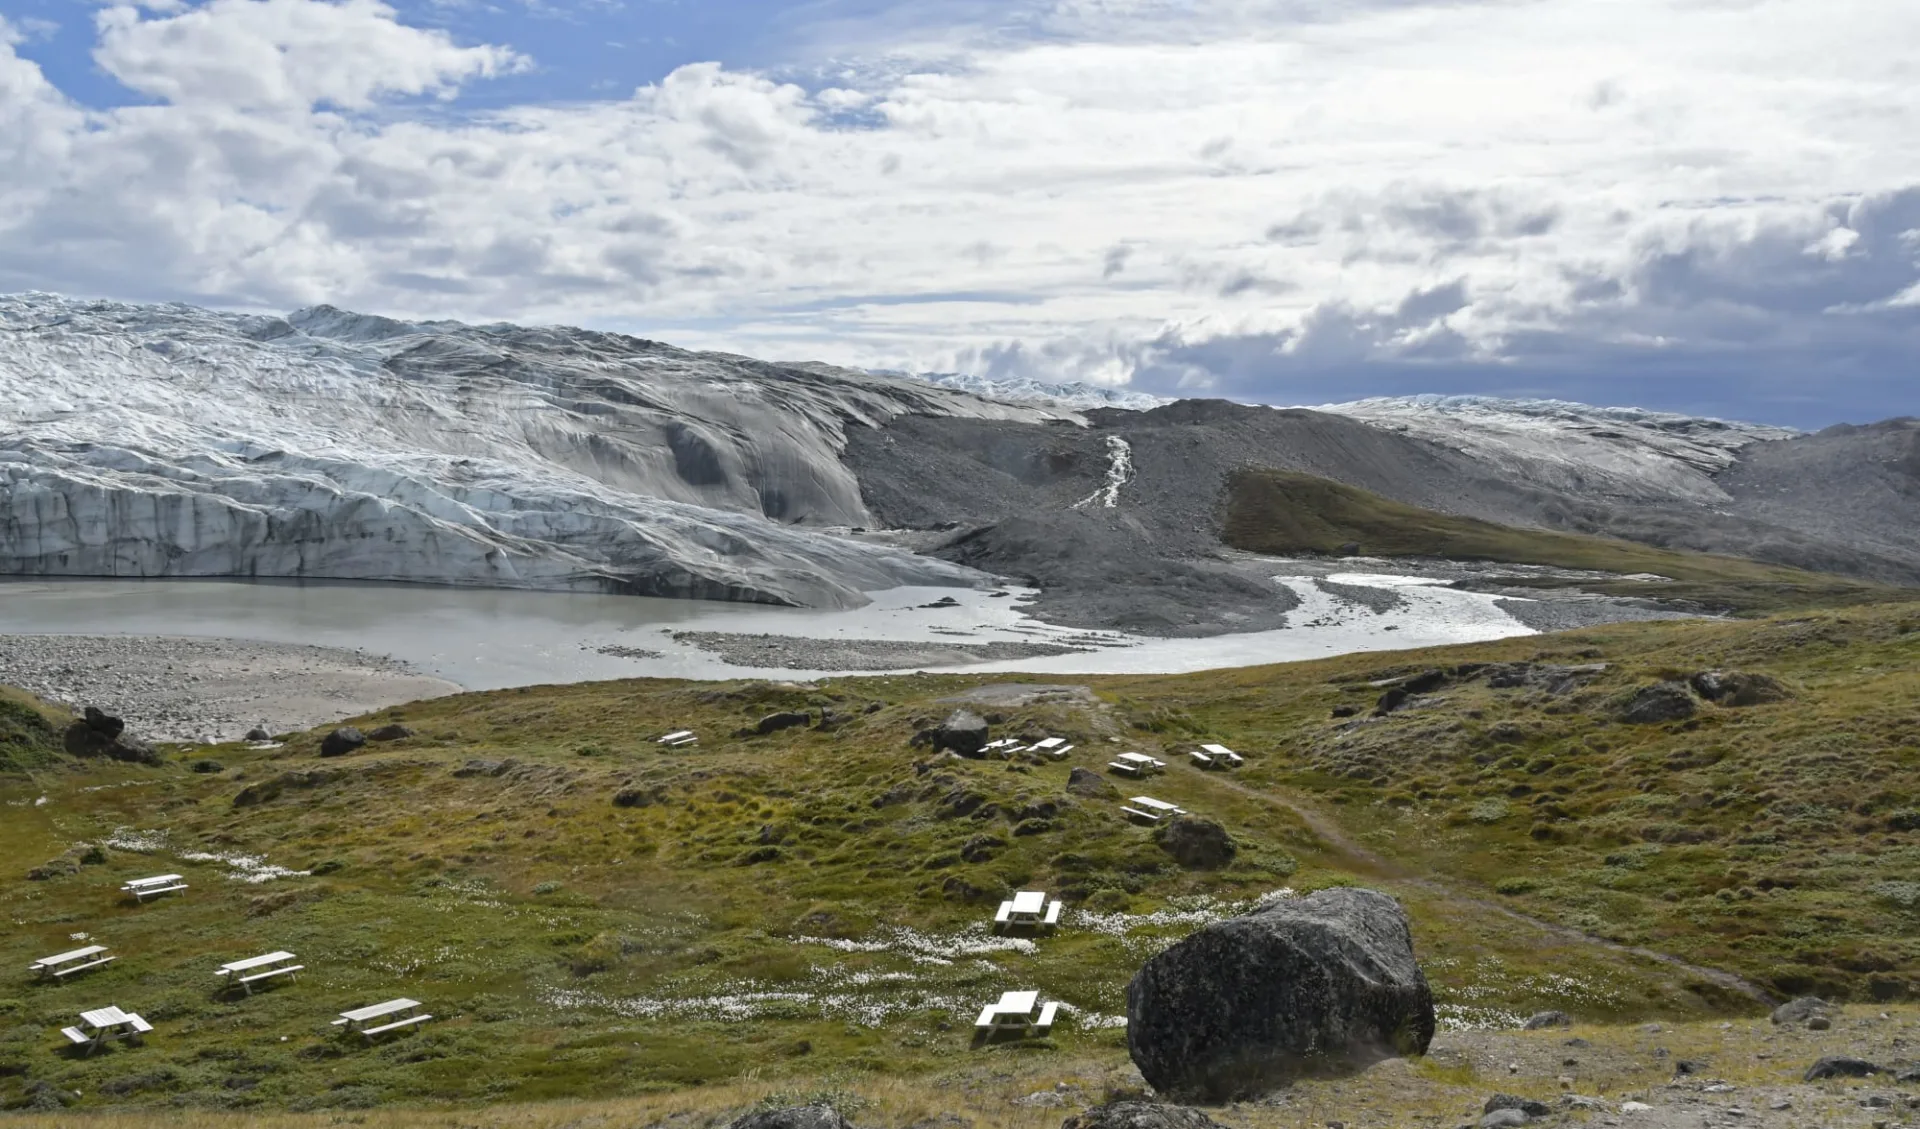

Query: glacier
left=0, top=294, right=1071, bottom=607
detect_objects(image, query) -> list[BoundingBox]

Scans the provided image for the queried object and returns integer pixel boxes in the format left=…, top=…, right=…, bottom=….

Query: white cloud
left=0, top=0, right=1916, bottom=422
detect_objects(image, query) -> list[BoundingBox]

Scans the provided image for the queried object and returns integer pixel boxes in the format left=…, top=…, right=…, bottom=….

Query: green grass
left=0, top=686, right=65, bottom=774
left=3, top=602, right=1920, bottom=1113
left=1221, top=469, right=1896, bottom=613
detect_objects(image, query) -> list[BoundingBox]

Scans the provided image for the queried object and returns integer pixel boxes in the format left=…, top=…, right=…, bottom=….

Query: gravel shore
left=0, top=634, right=460, bottom=744
left=670, top=631, right=1093, bottom=671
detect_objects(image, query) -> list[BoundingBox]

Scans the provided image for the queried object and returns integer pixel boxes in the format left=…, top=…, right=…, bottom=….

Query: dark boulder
left=1373, top=687, right=1410, bottom=716
left=1521, top=1010, right=1572, bottom=1030
left=1771, top=996, right=1831, bottom=1025
left=1690, top=670, right=1791, bottom=707
left=367, top=724, right=414, bottom=742
left=62, top=707, right=161, bottom=765
left=1125, top=887, right=1435, bottom=1100
left=728, top=1106, right=853, bottom=1129
left=1060, top=1102, right=1224, bottom=1129
left=1156, top=817, right=1237, bottom=869
left=754, top=711, right=813, bottom=735
left=318, top=727, right=366, bottom=757
left=1068, top=767, right=1119, bottom=798
left=932, top=709, right=991, bottom=757
left=245, top=727, right=272, bottom=741
left=1804, top=1056, right=1881, bottom=1081
left=1616, top=682, right=1696, bottom=724
left=1484, top=1094, right=1552, bottom=1118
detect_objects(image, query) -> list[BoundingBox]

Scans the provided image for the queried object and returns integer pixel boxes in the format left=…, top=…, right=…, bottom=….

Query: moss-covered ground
left=2, top=602, right=1918, bottom=1118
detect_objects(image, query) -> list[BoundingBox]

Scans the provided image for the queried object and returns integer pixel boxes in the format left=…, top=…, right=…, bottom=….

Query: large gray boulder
left=933, top=710, right=991, bottom=757
left=1616, top=682, right=1696, bottom=724
left=1156, top=817, right=1237, bottom=869
left=1060, top=1102, right=1223, bottom=1129
left=728, top=1105, right=853, bottom=1129
left=1771, top=996, right=1831, bottom=1026
left=63, top=707, right=161, bottom=765
left=1125, top=887, right=1435, bottom=1101
left=319, top=727, right=367, bottom=757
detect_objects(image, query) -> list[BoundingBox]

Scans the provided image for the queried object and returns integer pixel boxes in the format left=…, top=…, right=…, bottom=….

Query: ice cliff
left=0, top=294, right=1068, bottom=607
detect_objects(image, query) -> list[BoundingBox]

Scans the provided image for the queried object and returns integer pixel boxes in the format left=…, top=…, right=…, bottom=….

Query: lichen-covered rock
left=1803, top=1055, right=1881, bottom=1081
left=1616, top=682, right=1696, bottom=724
left=1155, top=817, right=1237, bottom=869
left=728, top=1105, right=853, bottom=1129
left=1521, top=1010, right=1572, bottom=1030
left=1690, top=670, right=1791, bottom=706
left=1060, top=1102, right=1224, bottom=1129
left=1068, top=767, right=1118, bottom=798
left=1125, top=887, right=1435, bottom=1101
left=1771, top=997, right=1831, bottom=1026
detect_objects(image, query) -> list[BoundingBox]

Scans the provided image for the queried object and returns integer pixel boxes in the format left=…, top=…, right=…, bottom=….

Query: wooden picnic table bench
left=31, top=945, right=115, bottom=981
left=332, top=998, right=432, bottom=1040
left=994, top=890, right=1063, bottom=930
left=216, top=951, right=303, bottom=995
left=1108, top=752, right=1166, bottom=777
left=973, top=990, right=1059, bottom=1036
left=60, top=1005, right=151, bottom=1054
left=656, top=730, right=698, bottom=747
left=1122, top=796, right=1185, bottom=822
left=121, top=875, right=188, bottom=903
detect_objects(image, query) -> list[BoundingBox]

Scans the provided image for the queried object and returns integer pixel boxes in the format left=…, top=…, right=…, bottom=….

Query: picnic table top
left=991, top=990, right=1039, bottom=1016
left=35, top=945, right=109, bottom=967
left=659, top=730, right=694, bottom=740
left=1200, top=743, right=1236, bottom=756
left=219, top=951, right=296, bottom=974
left=1031, top=737, right=1066, bottom=748
left=1115, top=752, right=1160, bottom=763
left=80, top=1006, right=134, bottom=1029
left=123, top=874, right=184, bottom=888
left=340, top=998, right=422, bottom=1023
left=1009, top=891, right=1049, bottom=915
left=1130, top=796, right=1179, bottom=811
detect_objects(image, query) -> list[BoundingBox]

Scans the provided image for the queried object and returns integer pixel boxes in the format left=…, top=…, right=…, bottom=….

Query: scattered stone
left=453, top=759, right=513, bottom=778
left=1060, top=1102, right=1224, bottom=1129
left=318, top=727, right=366, bottom=757
left=1863, top=1096, right=1894, bottom=1109
left=1673, top=1059, right=1703, bottom=1076
left=1689, top=670, right=1791, bottom=706
left=245, top=727, right=272, bottom=741
left=1068, top=766, right=1119, bottom=798
left=1768, top=1100, right=1791, bottom=1111
left=754, top=711, right=812, bottom=736
left=1897, top=1066, right=1920, bottom=1084
left=1617, top=682, right=1696, bottom=724
left=1330, top=705, right=1359, bottom=719
left=727, top=1106, right=852, bottom=1129
left=366, top=724, right=414, bottom=741
left=1016, top=1091, right=1067, bottom=1108
left=1561, top=1096, right=1609, bottom=1113
left=1373, top=687, right=1410, bottom=716
left=1125, top=887, right=1435, bottom=1101
left=1620, top=1101, right=1652, bottom=1113
left=62, top=706, right=161, bottom=765
left=612, top=785, right=666, bottom=809
left=1804, top=1056, right=1883, bottom=1081
left=1479, top=1111, right=1527, bottom=1129
left=1522, top=1010, right=1573, bottom=1030
left=1808, top=1015, right=1832, bottom=1031
left=1773, top=997, right=1832, bottom=1026
left=189, top=759, right=224, bottom=773
left=1155, top=816, right=1237, bottom=869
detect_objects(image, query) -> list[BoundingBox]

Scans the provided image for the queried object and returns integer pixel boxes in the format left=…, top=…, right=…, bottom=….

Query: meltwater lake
left=0, top=571, right=1542, bottom=690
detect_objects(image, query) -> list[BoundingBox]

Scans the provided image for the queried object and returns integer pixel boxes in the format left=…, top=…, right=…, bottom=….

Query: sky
left=1, top=0, right=1916, bottom=427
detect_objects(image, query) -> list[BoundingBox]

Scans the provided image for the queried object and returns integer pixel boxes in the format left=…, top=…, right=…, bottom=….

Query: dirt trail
left=1197, top=771, right=1777, bottom=1007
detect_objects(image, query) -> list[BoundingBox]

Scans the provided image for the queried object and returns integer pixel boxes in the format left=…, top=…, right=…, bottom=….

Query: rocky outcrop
left=1521, top=1010, right=1572, bottom=1030
left=1125, top=887, right=1435, bottom=1100
left=1803, top=1056, right=1881, bottom=1081
left=319, top=727, right=366, bottom=757
left=62, top=706, right=160, bottom=765
left=1616, top=682, right=1696, bottom=724
left=1690, top=670, right=1791, bottom=706
left=1067, top=767, right=1119, bottom=798
left=727, top=1106, right=853, bottom=1129
left=1155, top=817, right=1237, bottom=869
left=929, top=710, right=990, bottom=757
left=754, top=711, right=812, bottom=736
left=1060, top=1102, right=1224, bottom=1129
left=1771, top=997, right=1832, bottom=1026
left=367, top=724, right=414, bottom=741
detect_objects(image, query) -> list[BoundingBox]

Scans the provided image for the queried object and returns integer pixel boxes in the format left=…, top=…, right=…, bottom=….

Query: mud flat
left=0, top=634, right=459, bottom=744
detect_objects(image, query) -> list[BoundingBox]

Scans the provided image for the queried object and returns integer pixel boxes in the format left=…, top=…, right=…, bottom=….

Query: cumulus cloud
left=0, top=0, right=1917, bottom=423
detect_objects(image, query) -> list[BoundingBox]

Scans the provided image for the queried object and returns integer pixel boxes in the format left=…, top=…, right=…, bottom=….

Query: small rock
left=1067, top=767, right=1119, bottom=798
left=1620, top=1101, right=1652, bottom=1113
left=1673, top=1059, right=1703, bottom=1076
left=318, top=727, right=366, bottom=757
left=366, top=724, right=413, bottom=741
left=754, top=711, right=812, bottom=736
left=1807, top=1015, right=1832, bottom=1031
left=1485, top=1095, right=1552, bottom=1118
left=1617, top=682, right=1696, bottom=724
left=1703, top=1083, right=1735, bottom=1093
left=1479, top=1110, right=1528, bottom=1129
left=1689, top=670, right=1790, bottom=706
left=1016, top=1091, right=1067, bottom=1108
left=1863, top=1096, right=1894, bottom=1109
left=1561, top=1096, right=1609, bottom=1112
left=1523, top=1010, right=1573, bottom=1030
left=1804, top=1056, right=1883, bottom=1082
left=1330, top=705, right=1359, bottom=719
left=1898, top=1066, right=1920, bottom=1084
left=245, top=727, right=272, bottom=741
left=1768, top=1100, right=1791, bottom=1111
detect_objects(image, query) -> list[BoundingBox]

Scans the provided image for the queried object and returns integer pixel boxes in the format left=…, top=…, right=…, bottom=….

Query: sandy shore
left=0, top=634, right=461, bottom=744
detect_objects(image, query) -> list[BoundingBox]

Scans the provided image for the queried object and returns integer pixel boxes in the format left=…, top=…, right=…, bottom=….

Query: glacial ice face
left=0, top=294, right=1070, bottom=607
left=1313, top=394, right=1800, bottom=504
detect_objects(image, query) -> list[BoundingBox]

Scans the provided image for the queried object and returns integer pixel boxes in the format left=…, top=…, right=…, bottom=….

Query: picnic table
left=332, top=998, right=432, bottom=1041
left=656, top=730, right=698, bottom=748
left=1107, top=752, right=1166, bottom=777
left=1121, top=795, right=1186, bottom=822
left=1029, top=737, right=1074, bottom=760
left=994, top=890, right=1062, bottom=930
left=31, top=944, right=115, bottom=981
left=121, top=874, right=188, bottom=903
left=973, top=990, right=1058, bottom=1036
left=215, top=951, right=303, bottom=995
left=1190, top=743, right=1244, bottom=770
left=58, top=1005, right=151, bottom=1054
